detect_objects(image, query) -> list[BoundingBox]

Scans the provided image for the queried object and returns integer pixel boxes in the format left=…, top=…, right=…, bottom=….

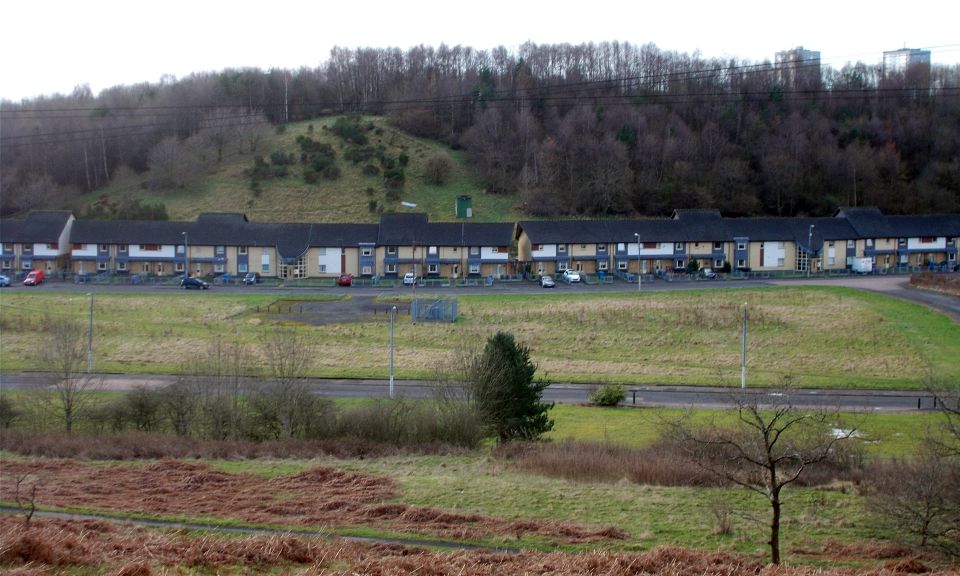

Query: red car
left=23, top=269, right=45, bottom=286
left=337, top=273, right=354, bottom=286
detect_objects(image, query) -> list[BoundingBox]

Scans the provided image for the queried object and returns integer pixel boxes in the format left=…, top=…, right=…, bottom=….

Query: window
left=847, top=240, right=855, bottom=249
left=22, top=261, right=31, bottom=269
left=598, top=261, right=608, bottom=270
left=215, top=246, right=225, bottom=255
left=642, top=242, right=658, bottom=249
left=469, top=263, right=480, bottom=274
left=238, top=246, right=248, bottom=255
left=866, top=239, right=874, bottom=247
left=920, top=237, right=935, bottom=244
left=777, top=242, right=785, bottom=249
left=117, top=261, right=127, bottom=271
left=119, top=245, right=127, bottom=253
left=361, top=247, right=373, bottom=257
left=157, top=264, right=165, bottom=274
left=828, top=241, right=835, bottom=247
left=319, top=264, right=327, bottom=273
left=386, top=264, right=397, bottom=274
left=72, top=243, right=83, bottom=250
left=618, top=261, right=628, bottom=270
left=98, top=261, right=107, bottom=271
left=674, top=242, right=684, bottom=251
left=558, top=261, right=568, bottom=271
left=177, top=245, right=184, bottom=254
left=777, top=257, right=785, bottom=266
left=898, top=238, right=907, bottom=247
left=676, top=259, right=685, bottom=269
left=597, top=244, right=607, bottom=252
left=580, top=244, right=587, bottom=249
left=2, top=244, right=12, bottom=252
left=558, top=244, right=566, bottom=253
left=22, top=245, right=32, bottom=253
left=533, top=244, right=543, bottom=251
left=737, top=259, right=747, bottom=268
left=950, top=253, right=957, bottom=262
left=175, top=262, right=184, bottom=272
left=99, top=244, right=108, bottom=252
left=318, top=247, right=327, bottom=256
left=827, top=257, right=835, bottom=265
left=142, top=264, right=150, bottom=273
left=214, top=263, right=224, bottom=273
left=428, top=264, right=438, bottom=274
left=736, top=242, right=747, bottom=251
left=387, top=246, right=397, bottom=255
left=428, top=246, right=438, bottom=255
left=714, top=259, right=724, bottom=268
left=469, top=246, right=479, bottom=256
left=452, top=247, right=458, bottom=253
left=238, top=263, right=248, bottom=273
left=139, top=244, right=161, bottom=251
left=714, top=241, right=723, bottom=250
left=362, top=265, right=372, bottom=276
left=617, top=243, right=626, bottom=251
left=1, top=260, right=10, bottom=269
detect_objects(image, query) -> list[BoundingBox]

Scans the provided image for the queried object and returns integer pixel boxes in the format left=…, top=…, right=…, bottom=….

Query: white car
left=562, top=269, right=581, bottom=283
left=402, top=272, right=417, bottom=286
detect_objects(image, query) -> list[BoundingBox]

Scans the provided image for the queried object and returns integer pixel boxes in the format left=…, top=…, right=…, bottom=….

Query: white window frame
left=469, top=263, right=481, bottom=274
left=142, top=264, right=150, bottom=273
left=469, top=246, right=479, bottom=256
left=238, top=246, right=248, bottom=255
left=428, top=246, right=438, bottom=255
left=676, top=259, right=685, bottom=269
left=618, top=261, right=628, bottom=270
left=713, top=241, right=723, bottom=250
left=387, top=246, right=397, bottom=255
left=1, top=260, right=11, bottom=269
left=428, top=263, right=439, bottom=274
left=118, top=245, right=127, bottom=253
left=175, top=262, right=184, bottom=272
left=318, top=247, right=327, bottom=256
left=97, top=261, right=107, bottom=271
left=238, top=263, right=248, bottom=273
left=361, top=247, right=373, bottom=257
left=714, top=259, right=724, bottom=268
left=557, top=244, right=566, bottom=253
left=319, top=264, right=327, bottom=273
left=557, top=261, right=569, bottom=271
left=386, top=264, right=397, bottom=274
left=215, top=246, right=225, bottom=255
left=597, top=244, right=607, bottom=252
left=737, top=242, right=747, bottom=251
left=674, top=242, right=684, bottom=251
left=362, top=265, right=372, bottom=275
left=598, top=261, right=608, bottom=270
left=117, top=261, right=128, bottom=271
left=737, top=259, right=747, bottom=268
left=214, top=263, right=225, bottom=273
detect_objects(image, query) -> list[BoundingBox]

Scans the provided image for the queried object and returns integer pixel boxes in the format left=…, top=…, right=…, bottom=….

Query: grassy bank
left=1, top=286, right=957, bottom=389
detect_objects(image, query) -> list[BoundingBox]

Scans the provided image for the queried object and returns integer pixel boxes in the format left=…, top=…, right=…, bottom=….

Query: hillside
left=87, top=116, right=522, bottom=223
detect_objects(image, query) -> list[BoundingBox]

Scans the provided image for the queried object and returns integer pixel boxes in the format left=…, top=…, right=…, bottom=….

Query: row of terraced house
left=1, top=208, right=958, bottom=280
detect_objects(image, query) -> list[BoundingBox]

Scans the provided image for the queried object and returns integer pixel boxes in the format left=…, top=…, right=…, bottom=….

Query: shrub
left=368, top=200, right=379, bottom=213
left=330, top=117, right=368, bottom=145
left=398, top=152, right=409, bottom=167
left=424, top=152, right=453, bottom=186
left=362, top=164, right=380, bottom=176
left=383, top=167, right=405, bottom=191
left=322, top=164, right=341, bottom=180
left=589, top=384, right=625, bottom=407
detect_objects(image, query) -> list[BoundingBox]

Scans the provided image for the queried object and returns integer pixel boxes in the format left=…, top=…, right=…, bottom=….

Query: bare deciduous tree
left=14, top=473, right=40, bottom=527
left=672, top=390, right=855, bottom=565
left=36, top=317, right=101, bottom=433
left=255, top=326, right=315, bottom=439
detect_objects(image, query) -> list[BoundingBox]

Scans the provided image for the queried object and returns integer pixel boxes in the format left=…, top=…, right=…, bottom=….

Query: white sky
left=1, top=0, right=957, bottom=101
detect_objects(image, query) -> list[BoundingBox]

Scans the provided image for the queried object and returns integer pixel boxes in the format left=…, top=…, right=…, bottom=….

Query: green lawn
left=1, top=286, right=957, bottom=389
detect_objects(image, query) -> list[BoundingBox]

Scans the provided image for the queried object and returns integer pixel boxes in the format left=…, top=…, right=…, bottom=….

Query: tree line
left=2, top=41, right=958, bottom=217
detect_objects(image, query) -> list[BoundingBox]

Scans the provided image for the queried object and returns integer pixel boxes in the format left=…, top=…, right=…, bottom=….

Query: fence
left=411, top=298, right=458, bottom=323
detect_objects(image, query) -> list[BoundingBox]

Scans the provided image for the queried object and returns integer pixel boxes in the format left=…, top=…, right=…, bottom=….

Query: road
left=0, top=372, right=941, bottom=412
left=6, top=273, right=959, bottom=321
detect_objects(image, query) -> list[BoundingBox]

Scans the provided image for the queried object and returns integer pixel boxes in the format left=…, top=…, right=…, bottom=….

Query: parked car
left=180, top=276, right=209, bottom=290
left=402, top=272, right=417, bottom=286
left=23, top=269, right=45, bottom=286
left=539, top=274, right=555, bottom=288
left=0, top=274, right=9, bottom=287
left=337, top=273, right=354, bottom=286
left=242, top=272, right=261, bottom=285
left=562, top=269, right=581, bottom=283
left=700, top=267, right=717, bottom=279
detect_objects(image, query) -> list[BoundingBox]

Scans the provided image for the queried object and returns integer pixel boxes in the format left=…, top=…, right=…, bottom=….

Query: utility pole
left=87, top=292, right=94, bottom=373
left=284, top=72, right=289, bottom=123
left=389, top=305, right=397, bottom=398
left=741, top=302, right=748, bottom=389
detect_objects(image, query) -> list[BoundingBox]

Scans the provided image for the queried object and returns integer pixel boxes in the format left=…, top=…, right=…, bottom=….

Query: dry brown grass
left=0, top=458, right=623, bottom=545
left=1, top=517, right=950, bottom=575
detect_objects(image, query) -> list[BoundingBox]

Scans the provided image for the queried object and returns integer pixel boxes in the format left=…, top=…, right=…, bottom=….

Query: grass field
left=90, top=116, right=521, bottom=223
left=1, top=286, right=958, bottom=388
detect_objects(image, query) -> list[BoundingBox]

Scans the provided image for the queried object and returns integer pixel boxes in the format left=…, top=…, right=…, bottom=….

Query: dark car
left=180, top=276, right=209, bottom=290
left=242, top=272, right=261, bottom=285
left=337, top=273, right=354, bottom=286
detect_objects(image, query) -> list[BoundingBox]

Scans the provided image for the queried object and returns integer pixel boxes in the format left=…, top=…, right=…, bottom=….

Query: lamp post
left=182, top=232, right=189, bottom=278
left=634, top=233, right=642, bottom=292
left=807, top=224, right=815, bottom=278
left=389, top=305, right=397, bottom=398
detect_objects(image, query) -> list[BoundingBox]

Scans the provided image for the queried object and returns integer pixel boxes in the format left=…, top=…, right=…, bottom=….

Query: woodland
left=2, top=41, right=958, bottom=218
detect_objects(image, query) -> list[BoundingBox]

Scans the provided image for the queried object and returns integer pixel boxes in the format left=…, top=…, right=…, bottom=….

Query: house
left=0, top=211, right=75, bottom=274
left=838, top=208, right=960, bottom=270
left=377, top=213, right=514, bottom=279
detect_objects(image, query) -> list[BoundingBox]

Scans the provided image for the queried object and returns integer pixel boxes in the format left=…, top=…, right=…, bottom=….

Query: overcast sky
left=1, top=0, right=956, bottom=101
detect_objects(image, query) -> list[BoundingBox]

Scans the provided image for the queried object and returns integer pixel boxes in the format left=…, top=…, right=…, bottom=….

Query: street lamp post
left=389, top=305, right=397, bottom=398
left=634, top=233, right=642, bottom=292
left=807, top=224, right=815, bottom=278
left=182, top=232, right=189, bottom=278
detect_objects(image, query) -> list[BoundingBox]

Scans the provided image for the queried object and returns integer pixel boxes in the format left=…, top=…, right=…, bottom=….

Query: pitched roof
left=378, top=213, right=513, bottom=246
left=0, top=211, right=73, bottom=243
